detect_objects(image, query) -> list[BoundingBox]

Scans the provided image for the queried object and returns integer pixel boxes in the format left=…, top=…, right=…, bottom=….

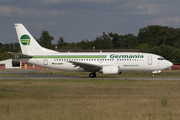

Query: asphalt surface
left=0, top=69, right=76, bottom=80
left=0, top=69, right=180, bottom=80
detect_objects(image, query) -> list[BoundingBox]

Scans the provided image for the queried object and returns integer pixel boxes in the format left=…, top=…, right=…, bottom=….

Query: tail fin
left=15, top=23, right=58, bottom=55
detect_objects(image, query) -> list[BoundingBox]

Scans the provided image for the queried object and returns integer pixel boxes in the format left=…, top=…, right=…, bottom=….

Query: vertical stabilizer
left=15, top=23, right=58, bottom=55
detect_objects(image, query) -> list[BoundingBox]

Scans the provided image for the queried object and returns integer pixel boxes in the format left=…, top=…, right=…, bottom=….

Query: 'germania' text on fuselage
left=110, top=54, right=144, bottom=59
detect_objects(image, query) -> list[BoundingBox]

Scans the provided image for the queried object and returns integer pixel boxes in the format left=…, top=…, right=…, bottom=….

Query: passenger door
left=148, top=56, right=152, bottom=65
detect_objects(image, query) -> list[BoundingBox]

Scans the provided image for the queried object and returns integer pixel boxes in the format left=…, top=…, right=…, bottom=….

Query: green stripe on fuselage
left=32, top=55, right=107, bottom=59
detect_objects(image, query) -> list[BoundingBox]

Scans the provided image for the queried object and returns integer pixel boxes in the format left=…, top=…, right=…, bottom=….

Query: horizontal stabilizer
left=8, top=52, right=33, bottom=58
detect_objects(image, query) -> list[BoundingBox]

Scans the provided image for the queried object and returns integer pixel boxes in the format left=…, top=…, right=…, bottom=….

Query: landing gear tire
left=151, top=74, right=155, bottom=78
left=89, top=73, right=96, bottom=78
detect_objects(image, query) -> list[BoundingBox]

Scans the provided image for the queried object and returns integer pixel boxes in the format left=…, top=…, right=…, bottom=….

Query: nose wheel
left=151, top=74, right=155, bottom=78
left=89, top=72, right=96, bottom=78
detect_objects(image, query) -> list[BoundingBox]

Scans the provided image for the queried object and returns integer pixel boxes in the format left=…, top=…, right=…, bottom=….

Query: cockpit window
left=158, top=57, right=165, bottom=60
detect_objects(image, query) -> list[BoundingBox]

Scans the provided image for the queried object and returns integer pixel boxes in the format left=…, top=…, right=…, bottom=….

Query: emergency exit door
left=43, top=57, right=48, bottom=65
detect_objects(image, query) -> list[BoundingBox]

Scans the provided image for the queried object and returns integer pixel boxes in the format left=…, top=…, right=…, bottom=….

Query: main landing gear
left=89, top=72, right=96, bottom=78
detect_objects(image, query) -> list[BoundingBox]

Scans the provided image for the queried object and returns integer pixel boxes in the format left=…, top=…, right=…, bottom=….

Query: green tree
left=138, top=25, right=169, bottom=47
left=123, top=34, right=137, bottom=49
left=93, top=32, right=112, bottom=49
left=57, top=37, right=69, bottom=49
left=137, top=25, right=180, bottom=48
left=0, top=52, right=8, bottom=60
left=57, top=37, right=65, bottom=46
left=109, top=32, right=120, bottom=49
left=77, top=39, right=92, bottom=49
left=37, top=30, right=54, bottom=49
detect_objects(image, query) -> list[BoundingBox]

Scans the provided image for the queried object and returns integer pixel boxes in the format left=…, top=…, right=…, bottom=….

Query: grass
left=31, top=69, right=180, bottom=77
left=0, top=73, right=21, bottom=77
left=0, top=79, right=180, bottom=120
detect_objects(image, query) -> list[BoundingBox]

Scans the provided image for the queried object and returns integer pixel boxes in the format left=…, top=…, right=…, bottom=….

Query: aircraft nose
left=167, top=60, right=173, bottom=68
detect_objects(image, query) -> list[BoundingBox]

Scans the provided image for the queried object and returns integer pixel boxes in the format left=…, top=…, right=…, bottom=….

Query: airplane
left=9, top=23, right=173, bottom=78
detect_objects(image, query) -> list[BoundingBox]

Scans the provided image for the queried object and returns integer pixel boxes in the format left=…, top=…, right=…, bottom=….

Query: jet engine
left=100, top=66, right=121, bottom=74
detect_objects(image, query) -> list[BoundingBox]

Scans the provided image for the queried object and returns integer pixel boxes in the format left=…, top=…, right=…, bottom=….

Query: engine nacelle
left=101, top=66, right=121, bottom=74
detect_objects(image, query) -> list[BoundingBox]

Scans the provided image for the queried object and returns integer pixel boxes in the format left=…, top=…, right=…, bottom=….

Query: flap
left=68, top=61, right=102, bottom=72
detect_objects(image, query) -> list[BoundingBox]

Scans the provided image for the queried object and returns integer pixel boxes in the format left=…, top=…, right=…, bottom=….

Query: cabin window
left=158, top=57, right=165, bottom=60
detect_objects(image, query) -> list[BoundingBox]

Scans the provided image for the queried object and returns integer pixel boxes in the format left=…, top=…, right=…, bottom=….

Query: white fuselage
left=20, top=52, right=172, bottom=73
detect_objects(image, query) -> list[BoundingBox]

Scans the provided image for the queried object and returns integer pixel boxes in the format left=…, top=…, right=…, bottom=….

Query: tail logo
left=20, top=35, right=30, bottom=45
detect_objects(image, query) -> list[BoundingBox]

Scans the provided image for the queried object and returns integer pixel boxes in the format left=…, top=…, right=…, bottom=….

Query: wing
left=68, top=61, right=102, bottom=72
left=8, top=52, right=33, bottom=58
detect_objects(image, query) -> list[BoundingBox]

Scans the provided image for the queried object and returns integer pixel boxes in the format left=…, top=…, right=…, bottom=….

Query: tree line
left=1, top=25, right=180, bottom=61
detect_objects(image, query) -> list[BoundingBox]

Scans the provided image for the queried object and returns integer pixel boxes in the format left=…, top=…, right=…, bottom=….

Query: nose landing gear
left=151, top=74, right=155, bottom=78
left=152, top=70, right=161, bottom=78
